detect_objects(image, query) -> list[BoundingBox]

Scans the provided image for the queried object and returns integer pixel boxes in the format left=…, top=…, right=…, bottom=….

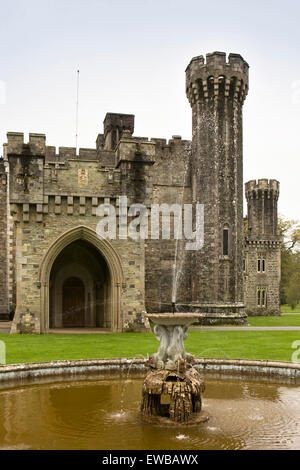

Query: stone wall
left=244, top=241, right=281, bottom=315
left=0, top=160, right=9, bottom=319
left=145, top=136, right=192, bottom=313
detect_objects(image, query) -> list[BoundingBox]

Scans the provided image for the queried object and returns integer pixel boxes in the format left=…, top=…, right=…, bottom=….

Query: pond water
left=0, top=372, right=299, bottom=450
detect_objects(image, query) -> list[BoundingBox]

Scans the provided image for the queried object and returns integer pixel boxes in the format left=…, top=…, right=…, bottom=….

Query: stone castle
left=0, top=52, right=281, bottom=333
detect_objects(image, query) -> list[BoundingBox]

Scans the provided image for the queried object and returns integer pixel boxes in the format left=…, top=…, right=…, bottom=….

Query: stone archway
left=49, top=240, right=111, bottom=329
left=39, top=226, right=124, bottom=333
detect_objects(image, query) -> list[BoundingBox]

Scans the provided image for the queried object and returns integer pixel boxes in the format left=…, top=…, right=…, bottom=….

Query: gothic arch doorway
left=39, top=226, right=123, bottom=333
left=49, top=239, right=111, bottom=329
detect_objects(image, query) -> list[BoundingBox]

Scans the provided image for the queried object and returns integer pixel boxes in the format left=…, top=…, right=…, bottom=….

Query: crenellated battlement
left=186, top=51, right=249, bottom=106
left=245, top=179, right=280, bottom=200
left=45, top=146, right=99, bottom=163
left=5, top=115, right=190, bottom=169
left=7, top=132, right=46, bottom=157
left=186, top=51, right=249, bottom=69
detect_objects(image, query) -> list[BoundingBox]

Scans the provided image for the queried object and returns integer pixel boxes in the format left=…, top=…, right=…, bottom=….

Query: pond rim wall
left=0, top=358, right=300, bottom=384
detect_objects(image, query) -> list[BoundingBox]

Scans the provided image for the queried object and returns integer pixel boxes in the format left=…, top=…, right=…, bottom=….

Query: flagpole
left=75, top=70, right=80, bottom=154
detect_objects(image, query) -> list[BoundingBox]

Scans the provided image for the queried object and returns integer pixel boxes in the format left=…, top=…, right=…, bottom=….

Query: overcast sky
left=0, top=0, right=299, bottom=220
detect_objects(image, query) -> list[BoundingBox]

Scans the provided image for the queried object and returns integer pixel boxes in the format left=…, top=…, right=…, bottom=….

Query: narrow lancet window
left=261, top=289, right=266, bottom=306
left=223, top=229, right=229, bottom=256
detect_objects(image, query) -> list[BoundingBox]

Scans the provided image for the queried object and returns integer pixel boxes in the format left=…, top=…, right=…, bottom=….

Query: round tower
left=186, top=52, right=249, bottom=320
left=245, top=179, right=280, bottom=238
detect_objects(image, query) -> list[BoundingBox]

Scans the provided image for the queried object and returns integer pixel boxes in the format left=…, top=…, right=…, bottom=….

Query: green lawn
left=248, top=314, right=300, bottom=327
left=280, top=304, right=300, bottom=313
left=0, top=330, right=299, bottom=365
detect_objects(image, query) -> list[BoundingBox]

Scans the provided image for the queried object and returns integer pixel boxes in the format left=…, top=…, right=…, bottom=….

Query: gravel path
left=1, top=322, right=300, bottom=334
left=191, top=326, right=300, bottom=331
left=0, top=322, right=11, bottom=334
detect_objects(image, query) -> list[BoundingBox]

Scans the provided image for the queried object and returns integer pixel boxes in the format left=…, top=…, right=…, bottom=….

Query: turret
left=186, top=52, right=249, bottom=105
left=103, top=113, right=134, bottom=151
left=245, top=179, right=280, bottom=238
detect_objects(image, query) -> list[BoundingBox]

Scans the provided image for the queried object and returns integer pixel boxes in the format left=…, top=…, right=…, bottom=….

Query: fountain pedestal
left=140, top=313, right=209, bottom=425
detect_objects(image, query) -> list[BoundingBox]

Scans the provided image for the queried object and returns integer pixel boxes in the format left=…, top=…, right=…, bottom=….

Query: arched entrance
left=39, top=226, right=123, bottom=333
left=49, top=239, right=111, bottom=329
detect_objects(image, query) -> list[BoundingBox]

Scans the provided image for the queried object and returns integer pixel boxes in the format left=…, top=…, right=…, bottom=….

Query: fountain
left=140, top=311, right=209, bottom=425
left=0, top=360, right=300, bottom=449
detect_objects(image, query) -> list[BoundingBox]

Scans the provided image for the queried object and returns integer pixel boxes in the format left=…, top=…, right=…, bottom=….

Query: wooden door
left=62, top=277, right=85, bottom=327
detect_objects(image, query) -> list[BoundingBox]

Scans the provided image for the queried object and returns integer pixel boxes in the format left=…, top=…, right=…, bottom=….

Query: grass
left=190, top=314, right=300, bottom=327
left=281, top=303, right=300, bottom=313
left=1, top=330, right=300, bottom=365
left=248, top=314, right=300, bottom=327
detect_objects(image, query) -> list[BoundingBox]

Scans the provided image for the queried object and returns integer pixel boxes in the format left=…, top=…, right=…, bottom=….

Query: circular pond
left=0, top=371, right=300, bottom=450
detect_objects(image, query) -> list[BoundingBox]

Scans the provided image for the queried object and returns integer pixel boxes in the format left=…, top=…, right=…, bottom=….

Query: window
left=257, top=287, right=266, bottom=307
left=223, top=120, right=228, bottom=140
left=223, top=229, right=229, bottom=256
left=261, top=289, right=266, bottom=306
left=257, top=256, right=266, bottom=273
left=243, top=256, right=248, bottom=273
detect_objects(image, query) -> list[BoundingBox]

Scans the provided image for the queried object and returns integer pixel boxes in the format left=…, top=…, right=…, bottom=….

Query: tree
left=286, top=275, right=300, bottom=310
left=278, top=217, right=300, bottom=251
left=278, top=216, right=300, bottom=308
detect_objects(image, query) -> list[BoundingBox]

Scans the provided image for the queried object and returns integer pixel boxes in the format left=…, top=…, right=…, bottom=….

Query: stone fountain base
left=141, top=313, right=209, bottom=426
left=178, top=303, right=248, bottom=325
left=141, top=367, right=208, bottom=425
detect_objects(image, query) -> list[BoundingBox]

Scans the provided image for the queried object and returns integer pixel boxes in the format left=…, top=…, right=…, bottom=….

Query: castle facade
left=0, top=52, right=281, bottom=333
